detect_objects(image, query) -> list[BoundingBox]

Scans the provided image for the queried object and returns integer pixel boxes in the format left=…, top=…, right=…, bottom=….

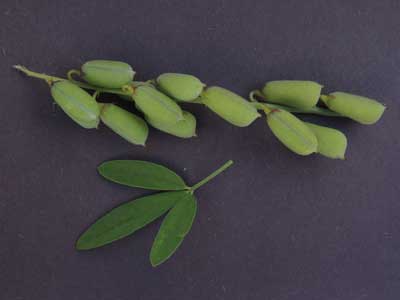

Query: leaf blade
left=76, top=191, right=188, bottom=250
left=98, top=160, right=187, bottom=190
left=150, top=193, right=197, bottom=267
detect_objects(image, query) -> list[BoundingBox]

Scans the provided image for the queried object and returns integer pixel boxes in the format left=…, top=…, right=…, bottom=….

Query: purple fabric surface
left=1, top=0, right=399, bottom=299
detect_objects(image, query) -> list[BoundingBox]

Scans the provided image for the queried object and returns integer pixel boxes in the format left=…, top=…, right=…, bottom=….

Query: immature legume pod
left=51, top=80, right=100, bottom=129
left=82, top=60, right=135, bottom=89
left=100, top=103, right=148, bottom=145
left=266, top=109, right=318, bottom=155
left=146, top=110, right=197, bottom=138
left=305, top=122, right=347, bottom=159
left=118, top=81, right=150, bottom=101
left=262, top=80, right=323, bottom=109
left=321, top=92, right=385, bottom=125
left=133, top=85, right=184, bottom=125
left=156, top=73, right=205, bottom=102
left=201, top=86, right=261, bottom=127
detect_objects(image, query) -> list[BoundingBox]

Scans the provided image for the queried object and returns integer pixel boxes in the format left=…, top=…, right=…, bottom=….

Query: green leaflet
left=76, top=191, right=186, bottom=250
left=98, top=160, right=188, bottom=190
left=76, top=160, right=233, bottom=266
left=75, top=160, right=233, bottom=266
left=150, top=193, right=197, bottom=267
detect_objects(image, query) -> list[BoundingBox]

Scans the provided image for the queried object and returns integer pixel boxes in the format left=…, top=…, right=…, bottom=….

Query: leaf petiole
left=189, top=160, right=233, bottom=192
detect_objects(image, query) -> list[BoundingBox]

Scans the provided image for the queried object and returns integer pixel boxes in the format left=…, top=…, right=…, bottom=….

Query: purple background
left=1, top=0, right=399, bottom=299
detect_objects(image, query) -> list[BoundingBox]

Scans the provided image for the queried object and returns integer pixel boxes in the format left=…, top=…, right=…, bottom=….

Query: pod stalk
left=249, top=89, right=343, bottom=117
left=14, top=65, right=132, bottom=97
left=14, top=65, right=64, bottom=84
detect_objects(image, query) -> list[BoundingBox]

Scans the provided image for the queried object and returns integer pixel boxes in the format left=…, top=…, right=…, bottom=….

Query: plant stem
left=14, top=65, right=343, bottom=117
left=14, top=65, right=64, bottom=83
left=190, top=160, right=234, bottom=192
left=249, top=89, right=343, bottom=117
left=248, top=90, right=265, bottom=102
left=254, top=102, right=343, bottom=117
left=14, top=65, right=132, bottom=96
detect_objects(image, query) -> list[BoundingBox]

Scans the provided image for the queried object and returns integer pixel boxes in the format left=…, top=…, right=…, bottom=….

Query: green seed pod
left=50, top=80, right=100, bottom=129
left=262, top=80, right=323, bottom=109
left=100, top=103, right=148, bottom=145
left=305, top=122, right=347, bottom=159
left=266, top=109, right=318, bottom=155
left=156, top=73, right=205, bottom=102
left=82, top=60, right=135, bottom=89
left=201, top=86, right=261, bottom=127
left=118, top=81, right=153, bottom=101
left=321, top=92, right=385, bottom=125
left=146, top=110, right=197, bottom=138
left=133, top=85, right=184, bottom=125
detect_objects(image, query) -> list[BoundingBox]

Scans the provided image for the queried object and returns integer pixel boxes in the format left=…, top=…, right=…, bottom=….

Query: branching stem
left=14, top=65, right=343, bottom=118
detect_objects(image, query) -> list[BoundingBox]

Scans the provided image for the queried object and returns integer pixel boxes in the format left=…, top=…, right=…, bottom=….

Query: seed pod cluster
left=16, top=60, right=386, bottom=159
left=251, top=80, right=385, bottom=157
left=258, top=80, right=386, bottom=125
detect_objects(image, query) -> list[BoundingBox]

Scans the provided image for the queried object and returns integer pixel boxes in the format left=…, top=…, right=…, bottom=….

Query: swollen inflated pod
left=321, top=92, right=385, bottom=125
left=261, top=80, right=323, bottom=109
left=99, top=103, right=149, bottom=145
left=145, top=110, right=197, bottom=138
left=200, top=86, right=261, bottom=127
left=50, top=80, right=100, bottom=129
left=117, top=81, right=152, bottom=101
left=305, top=122, right=347, bottom=159
left=265, top=108, right=318, bottom=156
left=132, top=85, right=184, bottom=125
left=81, top=60, right=135, bottom=89
left=156, top=73, right=205, bottom=102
